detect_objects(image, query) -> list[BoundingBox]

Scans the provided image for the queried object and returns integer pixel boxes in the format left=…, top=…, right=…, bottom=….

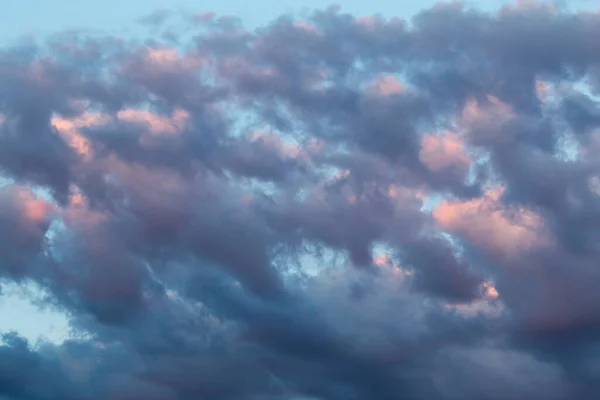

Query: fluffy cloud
left=2, top=1, right=600, bottom=399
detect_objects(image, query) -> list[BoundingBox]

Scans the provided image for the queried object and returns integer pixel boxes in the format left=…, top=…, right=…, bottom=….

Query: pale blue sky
left=0, top=0, right=515, bottom=43
left=0, top=0, right=598, bottom=346
left=2, top=0, right=597, bottom=44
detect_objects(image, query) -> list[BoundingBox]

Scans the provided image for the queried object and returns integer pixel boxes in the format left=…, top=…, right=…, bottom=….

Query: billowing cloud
left=2, top=2, right=600, bottom=399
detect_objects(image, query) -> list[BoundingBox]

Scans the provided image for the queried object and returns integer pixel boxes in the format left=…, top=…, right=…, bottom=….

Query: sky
left=0, top=0, right=476, bottom=40
left=4, top=0, right=588, bottom=42
left=3, top=0, right=600, bottom=399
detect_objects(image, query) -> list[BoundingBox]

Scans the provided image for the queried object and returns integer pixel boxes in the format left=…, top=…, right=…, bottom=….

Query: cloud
left=0, top=186, right=54, bottom=278
left=2, top=1, right=600, bottom=399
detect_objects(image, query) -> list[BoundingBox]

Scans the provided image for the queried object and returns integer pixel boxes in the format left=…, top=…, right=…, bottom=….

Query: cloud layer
left=2, top=1, right=600, bottom=399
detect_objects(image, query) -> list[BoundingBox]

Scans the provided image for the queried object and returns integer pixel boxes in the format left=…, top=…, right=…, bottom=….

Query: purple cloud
left=2, top=2, right=600, bottom=399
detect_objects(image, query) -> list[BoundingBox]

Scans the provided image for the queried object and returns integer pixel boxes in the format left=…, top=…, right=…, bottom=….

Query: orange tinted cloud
left=367, top=74, right=405, bottom=96
left=143, top=47, right=205, bottom=71
left=373, top=253, right=412, bottom=277
left=387, top=184, right=427, bottom=211
left=53, top=108, right=191, bottom=157
left=52, top=112, right=111, bottom=159
left=117, top=108, right=190, bottom=135
left=433, top=186, right=547, bottom=257
left=16, top=188, right=55, bottom=224
left=461, top=94, right=514, bottom=126
left=419, top=131, right=471, bottom=172
left=294, top=21, right=321, bottom=34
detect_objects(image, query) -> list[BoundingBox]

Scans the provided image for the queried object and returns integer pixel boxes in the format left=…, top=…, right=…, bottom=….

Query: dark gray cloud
left=3, top=1, right=600, bottom=399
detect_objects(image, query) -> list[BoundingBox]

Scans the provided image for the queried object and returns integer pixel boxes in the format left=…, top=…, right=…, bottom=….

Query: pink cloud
left=460, top=95, right=515, bottom=126
left=52, top=112, right=112, bottom=159
left=366, top=74, right=405, bottom=97
left=372, top=253, right=412, bottom=278
left=117, top=108, right=190, bottom=136
left=419, top=131, right=471, bottom=172
left=14, top=187, right=55, bottom=225
left=0, top=186, right=55, bottom=274
left=386, top=184, right=427, bottom=210
left=53, top=107, right=191, bottom=158
left=142, top=46, right=205, bottom=72
left=293, top=21, right=321, bottom=35
left=535, top=79, right=551, bottom=102
left=433, top=186, right=548, bottom=257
